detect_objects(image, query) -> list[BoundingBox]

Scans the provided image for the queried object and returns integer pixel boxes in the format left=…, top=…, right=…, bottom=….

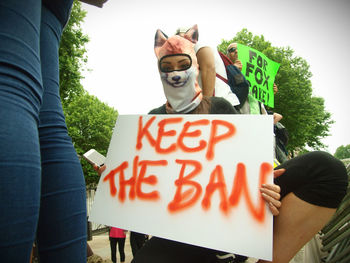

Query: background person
left=130, top=232, right=149, bottom=258
left=226, top=42, right=264, bottom=115
left=226, top=43, right=243, bottom=71
left=109, top=227, right=127, bottom=263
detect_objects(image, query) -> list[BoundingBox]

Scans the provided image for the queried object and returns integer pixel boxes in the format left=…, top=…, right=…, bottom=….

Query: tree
left=59, top=0, right=89, bottom=107
left=57, top=1, right=118, bottom=186
left=64, top=92, right=118, bottom=186
left=334, top=144, right=350, bottom=160
left=218, top=29, right=334, bottom=155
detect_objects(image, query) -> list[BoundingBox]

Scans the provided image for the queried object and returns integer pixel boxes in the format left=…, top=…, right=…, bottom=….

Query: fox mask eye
left=159, top=54, right=192, bottom=73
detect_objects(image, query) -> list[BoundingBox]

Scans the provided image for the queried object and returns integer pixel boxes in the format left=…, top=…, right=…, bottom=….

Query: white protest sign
left=90, top=114, right=274, bottom=260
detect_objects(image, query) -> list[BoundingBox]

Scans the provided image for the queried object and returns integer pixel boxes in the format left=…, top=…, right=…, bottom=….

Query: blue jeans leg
left=0, top=0, right=86, bottom=262
left=36, top=5, right=87, bottom=263
left=0, top=1, right=42, bottom=262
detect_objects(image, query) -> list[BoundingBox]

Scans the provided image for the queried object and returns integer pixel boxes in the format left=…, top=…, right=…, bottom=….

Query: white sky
left=80, top=0, right=350, bottom=154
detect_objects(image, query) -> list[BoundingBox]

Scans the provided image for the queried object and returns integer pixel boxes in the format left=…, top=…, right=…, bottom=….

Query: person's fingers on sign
left=260, top=169, right=285, bottom=216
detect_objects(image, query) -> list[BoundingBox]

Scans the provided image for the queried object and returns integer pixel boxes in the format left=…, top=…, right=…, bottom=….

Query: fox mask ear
left=183, top=24, right=198, bottom=44
left=154, top=29, right=168, bottom=48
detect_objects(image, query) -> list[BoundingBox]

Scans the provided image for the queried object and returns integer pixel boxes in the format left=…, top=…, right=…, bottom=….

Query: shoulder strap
left=218, top=51, right=233, bottom=66
left=216, top=72, right=227, bottom=84
left=215, top=51, right=232, bottom=84
left=217, top=51, right=249, bottom=106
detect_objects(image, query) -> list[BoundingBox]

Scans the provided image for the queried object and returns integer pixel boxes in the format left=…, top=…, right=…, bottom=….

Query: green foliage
left=59, top=0, right=89, bottom=107
left=218, top=29, right=334, bottom=154
left=64, top=92, right=118, bottom=186
left=334, top=144, right=350, bottom=160
left=59, top=1, right=118, bottom=186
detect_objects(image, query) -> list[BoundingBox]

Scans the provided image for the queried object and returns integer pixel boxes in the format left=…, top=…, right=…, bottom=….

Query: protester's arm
left=196, top=47, right=216, bottom=97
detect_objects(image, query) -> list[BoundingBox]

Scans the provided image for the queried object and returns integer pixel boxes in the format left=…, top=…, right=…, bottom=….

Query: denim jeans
left=0, top=0, right=87, bottom=262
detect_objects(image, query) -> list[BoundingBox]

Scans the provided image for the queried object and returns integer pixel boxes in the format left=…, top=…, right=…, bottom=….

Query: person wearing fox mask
left=131, top=27, right=282, bottom=263
left=150, top=26, right=238, bottom=115
left=129, top=26, right=348, bottom=263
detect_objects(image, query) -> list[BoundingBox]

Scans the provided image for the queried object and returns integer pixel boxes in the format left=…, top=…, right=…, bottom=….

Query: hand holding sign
left=234, top=59, right=243, bottom=71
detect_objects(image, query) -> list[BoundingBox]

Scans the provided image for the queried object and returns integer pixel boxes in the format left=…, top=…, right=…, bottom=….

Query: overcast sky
left=80, top=0, right=350, bottom=154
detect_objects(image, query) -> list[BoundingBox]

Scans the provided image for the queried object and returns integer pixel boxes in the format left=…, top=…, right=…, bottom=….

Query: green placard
left=237, top=44, right=280, bottom=108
